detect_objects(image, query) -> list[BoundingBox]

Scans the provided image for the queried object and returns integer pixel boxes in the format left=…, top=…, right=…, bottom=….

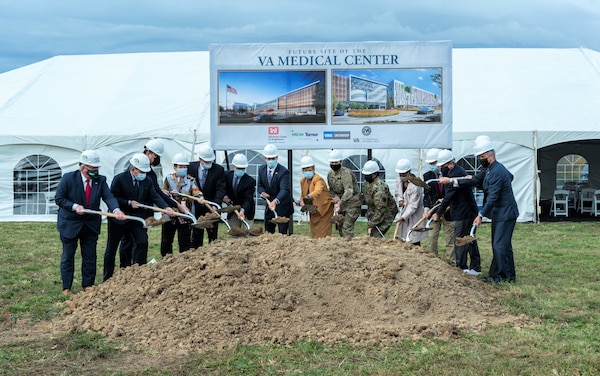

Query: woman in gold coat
left=299, top=155, right=334, bottom=238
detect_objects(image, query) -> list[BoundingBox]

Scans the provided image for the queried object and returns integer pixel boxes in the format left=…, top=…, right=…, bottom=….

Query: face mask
left=203, top=162, right=213, bottom=170
left=151, top=155, right=161, bottom=167
left=400, top=176, right=408, bottom=183
left=267, top=160, right=277, bottom=169
left=479, top=158, right=490, bottom=168
left=87, top=169, right=100, bottom=180
left=428, top=165, right=438, bottom=172
left=176, top=168, right=187, bottom=177
left=441, top=167, right=450, bottom=177
left=136, top=173, right=147, bottom=181
left=303, top=171, right=314, bottom=179
left=330, top=164, right=341, bottom=171
left=365, top=174, right=375, bottom=183
left=234, top=170, right=245, bottom=178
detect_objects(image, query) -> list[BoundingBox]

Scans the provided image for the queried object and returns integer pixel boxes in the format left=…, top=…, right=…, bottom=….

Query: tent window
left=556, top=154, right=588, bottom=189
left=13, top=155, right=62, bottom=215
left=343, top=154, right=384, bottom=217
left=456, top=154, right=484, bottom=210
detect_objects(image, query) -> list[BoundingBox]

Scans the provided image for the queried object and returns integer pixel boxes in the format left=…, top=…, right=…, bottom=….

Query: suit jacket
left=110, top=170, right=169, bottom=219
left=257, top=163, right=293, bottom=216
left=188, top=161, right=226, bottom=214
left=55, top=170, right=119, bottom=238
left=225, top=170, right=256, bottom=220
left=436, top=164, right=478, bottom=221
left=481, top=161, right=519, bottom=221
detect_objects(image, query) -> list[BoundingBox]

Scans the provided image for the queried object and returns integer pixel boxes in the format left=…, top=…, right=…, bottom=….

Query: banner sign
left=210, top=41, right=452, bottom=150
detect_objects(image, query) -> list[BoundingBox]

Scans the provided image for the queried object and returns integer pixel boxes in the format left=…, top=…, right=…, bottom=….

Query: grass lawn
left=0, top=220, right=599, bottom=375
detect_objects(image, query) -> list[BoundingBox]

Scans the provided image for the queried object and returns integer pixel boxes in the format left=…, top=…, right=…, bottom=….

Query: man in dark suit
left=189, top=144, right=226, bottom=247
left=223, top=153, right=256, bottom=229
left=432, top=149, right=482, bottom=275
left=473, top=137, right=519, bottom=283
left=103, top=153, right=175, bottom=281
left=423, top=148, right=455, bottom=263
left=55, top=150, right=125, bottom=295
left=257, top=144, right=293, bottom=234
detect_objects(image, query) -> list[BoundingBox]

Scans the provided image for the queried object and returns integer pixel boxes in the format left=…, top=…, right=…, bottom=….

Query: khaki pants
left=428, top=217, right=455, bottom=264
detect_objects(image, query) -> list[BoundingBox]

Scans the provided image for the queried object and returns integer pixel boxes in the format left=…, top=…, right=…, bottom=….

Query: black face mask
left=365, top=174, right=375, bottom=183
left=151, top=155, right=161, bottom=167
left=441, top=167, right=450, bottom=177
left=87, top=169, right=100, bottom=180
left=330, top=164, right=341, bottom=171
left=479, top=158, right=490, bottom=168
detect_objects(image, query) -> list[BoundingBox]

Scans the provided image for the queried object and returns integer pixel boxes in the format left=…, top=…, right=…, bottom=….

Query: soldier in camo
left=326, top=150, right=362, bottom=237
left=361, top=160, right=398, bottom=237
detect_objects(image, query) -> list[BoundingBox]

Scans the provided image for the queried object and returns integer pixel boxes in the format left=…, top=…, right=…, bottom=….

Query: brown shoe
left=62, top=289, right=73, bottom=296
left=81, top=286, right=94, bottom=293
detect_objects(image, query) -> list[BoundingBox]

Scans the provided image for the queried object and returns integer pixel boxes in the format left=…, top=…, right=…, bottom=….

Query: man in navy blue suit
left=257, top=144, right=293, bottom=234
left=223, top=153, right=256, bottom=229
left=103, top=153, right=175, bottom=281
left=55, top=150, right=125, bottom=295
left=473, top=137, right=519, bottom=283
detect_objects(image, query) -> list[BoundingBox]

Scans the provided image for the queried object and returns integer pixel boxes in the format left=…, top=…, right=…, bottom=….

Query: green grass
left=1, top=220, right=600, bottom=375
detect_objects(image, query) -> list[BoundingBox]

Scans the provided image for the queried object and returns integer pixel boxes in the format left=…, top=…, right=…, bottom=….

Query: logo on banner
left=361, top=126, right=372, bottom=136
left=268, top=127, right=279, bottom=135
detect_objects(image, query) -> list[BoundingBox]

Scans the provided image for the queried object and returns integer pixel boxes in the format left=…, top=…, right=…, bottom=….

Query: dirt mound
left=58, top=234, right=526, bottom=354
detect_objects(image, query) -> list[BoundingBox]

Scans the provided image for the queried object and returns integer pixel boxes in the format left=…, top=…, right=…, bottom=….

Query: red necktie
left=85, top=179, right=91, bottom=207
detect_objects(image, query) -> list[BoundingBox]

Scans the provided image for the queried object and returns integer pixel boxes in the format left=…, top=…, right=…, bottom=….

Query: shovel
left=134, top=203, right=197, bottom=224
left=82, top=209, right=149, bottom=228
left=456, top=224, right=477, bottom=246
left=265, top=198, right=289, bottom=224
left=330, top=210, right=345, bottom=224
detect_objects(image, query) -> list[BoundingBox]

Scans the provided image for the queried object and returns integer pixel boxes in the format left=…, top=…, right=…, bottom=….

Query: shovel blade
left=455, top=236, right=476, bottom=247
left=219, top=205, right=241, bottom=214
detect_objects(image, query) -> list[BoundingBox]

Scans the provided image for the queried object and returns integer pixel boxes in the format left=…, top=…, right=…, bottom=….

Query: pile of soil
left=58, top=234, right=527, bottom=354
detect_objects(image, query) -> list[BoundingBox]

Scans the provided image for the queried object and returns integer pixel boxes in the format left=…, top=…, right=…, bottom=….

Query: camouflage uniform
left=363, top=177, right=398, bottom=237
left=327, top=167, right=362, bottom=237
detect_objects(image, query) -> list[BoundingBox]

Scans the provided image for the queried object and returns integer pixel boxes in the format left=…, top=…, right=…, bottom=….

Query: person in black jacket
left=55, top=150, right=125, bottom=295
left=188, top=144, right=226, bottom=247
left=422, top=148, right=455, bottom=264
left=103, top=153, right=175, bottom=281
left=223, top=153, right=256, bottom=229
left=432, top=149, right=481, bottom=275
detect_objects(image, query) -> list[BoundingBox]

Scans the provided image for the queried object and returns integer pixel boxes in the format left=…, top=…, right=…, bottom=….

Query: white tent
left=1, top=47, right=599, bottom=222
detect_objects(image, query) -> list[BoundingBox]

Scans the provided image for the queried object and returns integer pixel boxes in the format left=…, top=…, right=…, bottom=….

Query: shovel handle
left=392, top=220, right=400, bottom=240
left=81, top=209, right=147, bottom=227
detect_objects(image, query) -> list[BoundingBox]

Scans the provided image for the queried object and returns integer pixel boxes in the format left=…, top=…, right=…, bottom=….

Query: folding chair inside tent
left=593, top=190, right=600, bottom=217
left=552, top=189, right=569, bottom=217
left=578, top=188, right=595, bottom=214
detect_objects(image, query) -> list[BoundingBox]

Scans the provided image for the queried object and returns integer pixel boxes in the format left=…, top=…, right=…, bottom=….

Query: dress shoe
left=62, top=289, right=73, bottom=296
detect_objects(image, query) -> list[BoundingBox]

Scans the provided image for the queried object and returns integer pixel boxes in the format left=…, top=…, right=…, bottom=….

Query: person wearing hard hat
left=103, top=153, right=176, bottom=281
left=361, top=160, right=398, bottom=237
left=432, top=150, right=482, bottom=276
left=188, top=144, right=226, bottom=248
left=472, top=136, right=519, bottom=283
left=393, top=159, right=427, bottom=245
left=327, top=150, right=362, bottom=237
left=160, top=152, right=201, bottom=256
left=55, top=150, right=126, bottom=295
left=423, top=148, right=455, bottom=263
left=299, top=155, right=334, bottom=238
left=257, top=144, right=293, bottom=234
left=223, top=153, right=256, bottom=229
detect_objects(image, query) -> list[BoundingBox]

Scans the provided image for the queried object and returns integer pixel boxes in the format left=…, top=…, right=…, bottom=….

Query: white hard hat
left=172, top=152, right=189, bottom=166
left=79, top=150, right=102, bottom=167
left=425, top=148, right=441, bottom=163
left=362, top=160, right=380, bottom=175
left=436, top=149, right=455, bottom=166
left=262, top=144, right=279, bottom=158
left=474, top=135, right=491, bottom=144
left=395, top=158, right=412, bottom=173
left=473, top=137, right=495, bottom=156
left=328, top=149, right=344, bottom=162
left=144, top=139, right=164, bottom=156
left=130, top=153, right=151, bottom=172
left=197, top=144, right=215, bottom=162
left=232, top=153, right=249, bottom=168
left=300, top=155, right=315, bottom=168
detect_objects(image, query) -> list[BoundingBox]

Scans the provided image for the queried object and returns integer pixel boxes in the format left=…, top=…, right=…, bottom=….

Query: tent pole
left=533, top=130, right=540, bottom=223
left=190, top=129, right=197, bottom=160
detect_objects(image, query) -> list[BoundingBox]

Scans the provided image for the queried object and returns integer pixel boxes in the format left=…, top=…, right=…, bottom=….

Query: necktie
left=267, top=169, right=273, bottom=185
left=437, top=172, right=443, bottom=193
left=233, top=176, right=239, bottom=190
left=85, top=180, right=91, bottom=207
left=201, top=169, right=207, bottom=189
left=134, top=180, right=139, bottom=198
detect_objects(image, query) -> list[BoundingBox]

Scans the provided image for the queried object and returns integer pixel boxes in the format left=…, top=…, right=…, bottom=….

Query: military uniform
left=327, top=167, right=362, bottom=237
left=363, top=178, right=398, bottom=237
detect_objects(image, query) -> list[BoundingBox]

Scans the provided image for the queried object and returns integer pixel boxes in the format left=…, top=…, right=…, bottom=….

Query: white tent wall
left=1, top=47, right=600, bottom=223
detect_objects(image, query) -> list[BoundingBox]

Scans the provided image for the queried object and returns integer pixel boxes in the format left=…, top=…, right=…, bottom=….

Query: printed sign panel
left=210, top=41, right=452, bottom=150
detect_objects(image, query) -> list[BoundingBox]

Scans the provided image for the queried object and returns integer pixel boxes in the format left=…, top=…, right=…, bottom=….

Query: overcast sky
left=0, top=0, right=598, bottom=74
